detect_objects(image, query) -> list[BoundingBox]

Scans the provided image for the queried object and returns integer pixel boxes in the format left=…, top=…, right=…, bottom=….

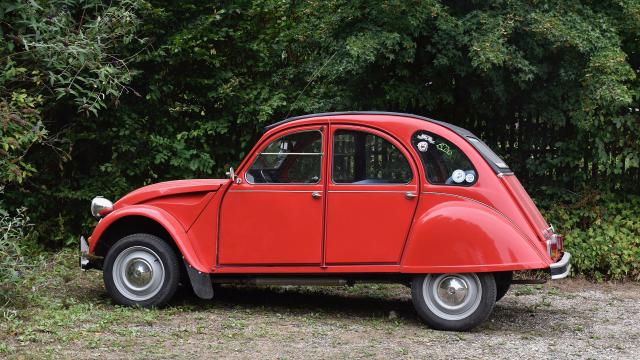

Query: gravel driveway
left=3, top=271, right=639, bottom=359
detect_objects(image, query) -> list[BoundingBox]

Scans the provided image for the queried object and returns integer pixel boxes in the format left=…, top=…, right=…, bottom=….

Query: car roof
left=264, top=111, right=477, bottom=138
left=265, top=112, right=511, bottom=175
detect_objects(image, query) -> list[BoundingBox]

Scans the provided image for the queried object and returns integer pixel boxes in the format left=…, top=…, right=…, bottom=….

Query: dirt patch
left=2, top=263, right=639, bottom=359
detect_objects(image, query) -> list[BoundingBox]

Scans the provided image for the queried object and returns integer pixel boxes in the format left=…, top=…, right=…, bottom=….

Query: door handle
left=405, top=192, right=417, bottom=200
left=311, top=191, right=322, bottom=199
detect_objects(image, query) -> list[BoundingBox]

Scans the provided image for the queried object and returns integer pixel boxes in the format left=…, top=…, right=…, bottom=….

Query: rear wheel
left=103, top=233, right=180, bottom=307
left=411, top=273, right=496, bottom=331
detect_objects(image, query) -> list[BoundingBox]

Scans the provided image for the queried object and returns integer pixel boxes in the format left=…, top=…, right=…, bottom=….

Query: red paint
left=325, top=124, right=420, bottom=264
left=88, top=113, right=559, bottom=274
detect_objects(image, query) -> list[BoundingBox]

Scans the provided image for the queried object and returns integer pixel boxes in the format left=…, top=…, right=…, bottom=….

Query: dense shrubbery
left=0, top=0, right=144, bottom=285
left=1, top=1, right=639, bottom=280
left=0, top=192, right=31, bottom=286
left=540, top=192, right=640, bottom=280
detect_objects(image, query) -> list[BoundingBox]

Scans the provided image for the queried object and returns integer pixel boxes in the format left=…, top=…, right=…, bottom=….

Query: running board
left=212, top=277, right=351, bottom=286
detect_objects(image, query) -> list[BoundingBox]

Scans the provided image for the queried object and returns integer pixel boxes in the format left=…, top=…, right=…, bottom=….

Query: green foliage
left=0, top=91, right=46, bottom=184
left=0, top=0, right=638, bottom=279
left=0, top=0, right=146, bottom=186
left=1, top=0, right=146, bottom=116
left=540, top=192, right=640, bottom=280
left=0, top=187, right=41, bottom=294
left=0, top=0, right=145, bottom=284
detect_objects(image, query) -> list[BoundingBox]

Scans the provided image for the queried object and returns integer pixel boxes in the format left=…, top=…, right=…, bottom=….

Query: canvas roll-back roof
left=264, top=111, right=476, bottom=138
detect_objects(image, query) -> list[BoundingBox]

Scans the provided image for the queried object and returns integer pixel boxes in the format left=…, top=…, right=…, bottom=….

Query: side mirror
left=226, top=167, right=236, bottom=181
left=226, top=167, right=241, bottom=184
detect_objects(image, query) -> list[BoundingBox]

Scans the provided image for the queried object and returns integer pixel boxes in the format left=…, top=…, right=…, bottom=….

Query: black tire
left=494, top=271, right=513, bottom=302
left=103, top=233, right=180, bottom=307
left=411, top=273, right=496, bottom=331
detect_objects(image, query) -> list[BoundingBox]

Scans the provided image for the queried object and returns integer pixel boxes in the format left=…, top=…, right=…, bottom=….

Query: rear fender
left=401, top=195, right=549, bottom=273
left=89, top=205, right=209, bottom=273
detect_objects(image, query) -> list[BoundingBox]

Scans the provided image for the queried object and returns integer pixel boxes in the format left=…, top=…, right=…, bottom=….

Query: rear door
left=325, top=125, right=419, bottom=264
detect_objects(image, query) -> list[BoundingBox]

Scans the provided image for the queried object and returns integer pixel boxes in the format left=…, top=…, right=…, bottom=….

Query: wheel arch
left=94, top=215, right=175, bottom=258
left=89, top=205, right=208, bottom=272
left=401, top=196, right=549, bottom=272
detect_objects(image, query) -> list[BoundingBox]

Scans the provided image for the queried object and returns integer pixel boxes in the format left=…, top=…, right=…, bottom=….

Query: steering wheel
left=259, top=168, right=270, bottom=183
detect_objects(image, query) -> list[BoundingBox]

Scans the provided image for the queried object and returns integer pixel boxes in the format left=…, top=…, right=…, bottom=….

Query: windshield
left=467, top=137, right=509, bottom=169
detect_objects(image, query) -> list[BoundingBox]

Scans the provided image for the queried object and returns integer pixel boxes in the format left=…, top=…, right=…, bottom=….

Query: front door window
left=246, top=131, right=322, bottom=184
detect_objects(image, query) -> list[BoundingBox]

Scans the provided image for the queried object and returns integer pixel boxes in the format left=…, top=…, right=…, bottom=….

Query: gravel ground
left=3, top=268, right=640, bottom=359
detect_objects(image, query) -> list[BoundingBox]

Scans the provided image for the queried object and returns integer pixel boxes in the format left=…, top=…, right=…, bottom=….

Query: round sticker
left=417, top=141, right=429, bottom=152
left=452, top=169, right=465, bottom=183
left=465, top=173, right=475, bottom=183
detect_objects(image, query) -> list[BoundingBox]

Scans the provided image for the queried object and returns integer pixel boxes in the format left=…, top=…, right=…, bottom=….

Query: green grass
left=0, top=249, right=416, bottom=357
left=2, top=249, right=638, bottom=359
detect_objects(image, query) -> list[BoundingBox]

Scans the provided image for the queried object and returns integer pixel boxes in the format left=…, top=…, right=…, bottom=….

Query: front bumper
left=549, top=252, right=571, bottom=280
left=80, top=236, right=102, bottom=270
left=80, top=236, right=89, bottom=270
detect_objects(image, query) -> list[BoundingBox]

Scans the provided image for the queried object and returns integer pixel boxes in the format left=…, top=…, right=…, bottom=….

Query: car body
left=81, top=112, right=570, bottom=330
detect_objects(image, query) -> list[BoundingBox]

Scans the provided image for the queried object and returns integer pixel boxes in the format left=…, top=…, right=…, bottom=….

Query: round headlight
left=91, top=196, right=113, bottom=218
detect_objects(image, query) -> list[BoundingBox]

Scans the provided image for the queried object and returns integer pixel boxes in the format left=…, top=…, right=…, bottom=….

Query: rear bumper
left=549, top=252, right=571, bottom=280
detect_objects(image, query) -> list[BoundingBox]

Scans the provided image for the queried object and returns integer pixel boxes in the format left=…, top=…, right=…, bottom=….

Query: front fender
left=401, top=195, right=549, bottom=273
left=88, top=205, right=209, bottom=272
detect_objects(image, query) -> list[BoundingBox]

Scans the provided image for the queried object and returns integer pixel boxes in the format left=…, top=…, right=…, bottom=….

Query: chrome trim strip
left=421, top=191, right=499, bottom=211
left=328, top=190, right=411, bottom=193
left=228, top=190, right=317, bottom=193
left=259, top=153, right=322, bottom=155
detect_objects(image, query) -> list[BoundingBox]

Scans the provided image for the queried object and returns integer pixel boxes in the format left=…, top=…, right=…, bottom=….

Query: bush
left=540, top=191, right=640, bottom=281
left=0, top=193, right=37, bottom=296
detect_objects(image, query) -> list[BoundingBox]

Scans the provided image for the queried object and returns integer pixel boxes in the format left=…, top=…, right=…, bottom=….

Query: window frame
left=411, top=130, right=479, bottom=187
left=244, top=129, right=324, bottom=185
left=466, top=137, right=509, bottom=170
left=330, top=127, right=414, bottom=186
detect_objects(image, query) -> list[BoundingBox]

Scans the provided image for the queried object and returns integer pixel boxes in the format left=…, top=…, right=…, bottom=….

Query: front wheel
left=411, top=273, right=496, bottom=331
left=103, top=233, right=180, bottom=307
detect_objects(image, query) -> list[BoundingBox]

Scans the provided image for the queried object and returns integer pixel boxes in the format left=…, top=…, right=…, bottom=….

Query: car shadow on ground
left=165, top=284, right=569, bottom=332
left=171, top=284, right=419, bottom=321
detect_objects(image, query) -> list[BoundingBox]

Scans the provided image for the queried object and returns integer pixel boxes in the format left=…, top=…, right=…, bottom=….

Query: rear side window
left=411, top=131, right=477, bottom=185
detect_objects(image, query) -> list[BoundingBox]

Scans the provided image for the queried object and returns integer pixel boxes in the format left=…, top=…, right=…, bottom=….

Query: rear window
left=411, top=131, right=477, bottom=185
left=467, top=137, right=509, bottom=169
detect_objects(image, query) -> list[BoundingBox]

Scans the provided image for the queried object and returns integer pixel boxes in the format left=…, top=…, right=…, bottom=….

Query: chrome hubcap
left=125, top=259, right=153, bottom=287
left=112, top=246, right=165, bottom=301
left=422, top=273, right=482, bottom=321
left=437, top=276, right=469, bottom=307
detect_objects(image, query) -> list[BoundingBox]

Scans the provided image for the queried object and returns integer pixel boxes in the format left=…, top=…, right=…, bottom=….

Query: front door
left=325, top=125, right=419, bottom=264
left=219, top=126, right=326, bottom=265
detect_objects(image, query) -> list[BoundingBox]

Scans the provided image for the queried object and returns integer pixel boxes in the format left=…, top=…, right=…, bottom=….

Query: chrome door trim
left=328, top=190, right=411, bottom=193
left=228, top=190, right=318, bottom=193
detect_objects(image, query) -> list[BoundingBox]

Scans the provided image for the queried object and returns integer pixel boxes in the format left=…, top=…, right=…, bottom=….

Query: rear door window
left=333, top=130, right=412, bottom=184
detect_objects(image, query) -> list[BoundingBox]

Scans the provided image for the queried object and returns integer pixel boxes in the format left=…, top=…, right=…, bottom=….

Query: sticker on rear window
left=452, top=169, right=465, bottom=183
left=417, top=141, right=429, bottom=152
left=465, top=173, right=475, bottom=183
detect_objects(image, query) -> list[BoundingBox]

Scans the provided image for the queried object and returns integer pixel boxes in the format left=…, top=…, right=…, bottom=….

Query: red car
left=80, top=112, right=570, bottom=330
